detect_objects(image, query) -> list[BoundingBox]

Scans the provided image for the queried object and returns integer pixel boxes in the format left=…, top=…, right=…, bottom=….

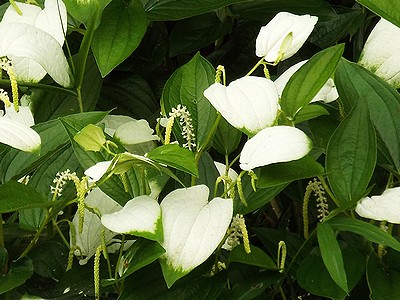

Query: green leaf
left=115, top=239, right=165, bottom=281
left=257, top=155, right=325, bottom=188
left=367, top=252, right=400, bottom=300
left=335, top=59, right=400, bottom=173
left=297, top=246, right=366, bottom=299
left=92, top=0, right=148, bottom=77
left=0, top=257, right=34, bottom=294
left=63, top=0, right=111, bottom=25
left=356, top=0, right=400, bottom=28
left=169, top=13, right=233, bottom=57
left=326, top=102, right=376, bottom=206
left=147, top=144, right=198, bottom=177
left=280, top=44, right=344, bottom=120
left=161, top=53, right=217, bottom=151
left=143, top=0, right=247, bottom=21
left=0, top=181, right=46, bottom=213
left=293, top=104, right=330, bottom=124
left=328, top=218, right=400, bottom=252
left=228, top=245, right=277, bottom=270
left=317, top=222, right=348, bottom=293
left=74, top=124, right=106, bottom=152
left=212, top=117, right=242, bottom=155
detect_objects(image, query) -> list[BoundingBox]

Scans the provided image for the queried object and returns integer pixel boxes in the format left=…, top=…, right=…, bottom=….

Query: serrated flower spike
left=239, top=126, right=312, bottom=171
left=358, top=18, right=400, bottom=89
left=274, top=60, right=339, bottom=103
left=204, top=76, right=279, bottom=136
left=0, top=0, right=73, bottom=87
left=355, top=187, right=400, bottom=223
left=0, top=96, right=41, bottom=153
left=256, top=12, right=318, bottom=64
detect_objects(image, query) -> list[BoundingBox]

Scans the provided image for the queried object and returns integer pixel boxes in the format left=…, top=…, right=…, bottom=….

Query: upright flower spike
left=256, top=12, right=318, bottom=64
left=204, top=76, right=279, bottom=136
left=274, top=60, right=339, bottom=103
left=358, top=18, right=400, bottom=89
left=239, top=126, right=312, bottom=171
left=0, top=0, right=73, bottom=87
left=355, top=187, right=400, bottom=223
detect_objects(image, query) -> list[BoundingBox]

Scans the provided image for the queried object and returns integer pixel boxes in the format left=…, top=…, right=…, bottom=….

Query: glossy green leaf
left=0, top=181, right=46, bottom=213
left=356, top=0, right=400, bottom=28
left=297, top=247, right=366, bottom=299
left=317, top=222, right=348, bottom=293
left=228, top=245, right=277, bottom=270
left=336, top=59, right=400, bottom=173
left=92, top=0, right=148, bottom=77
left=367, top=252, right=400, bottom=300
left=280, top=44, right=344, bottom=120
left=0, top=257, right=33, bottom=293
left=147, top=144, right=198, bottom=177
left=257, top=155, right=324, bottom=188
left=328, top=218, right=400, bottom=252
left=143, top=0, right=247, bottom=21
left=161, top=53, right=217, bottom=151
left=116, top=239, right=165, bottom=280
left=293, top=104, right=330, bottom=124
left=326, top=102, right=376, bottom=206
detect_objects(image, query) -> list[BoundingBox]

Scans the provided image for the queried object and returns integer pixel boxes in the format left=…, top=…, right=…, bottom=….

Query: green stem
left=0, top=79, right=77, bottom=97
left=317, top=175, right=340, bottom=208
left=0, top=214, right=4, bottom=248
left=246, top=56, right=266, bottom=76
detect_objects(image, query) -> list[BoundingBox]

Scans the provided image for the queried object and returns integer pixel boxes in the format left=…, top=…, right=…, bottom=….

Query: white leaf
left=100, top=115, right=137, bottom=136
left=71, top=188, right=122, bottom=265
left=101, top=195, right=162, bottom=241
left=4, top=105, right=35, bottom=127
left=0, top=117, right=40, bottom=152
left=275, top=60, right=339, bottom=103
left=255, top=12, right=318, bottom=63
left=0, top=22, right=73, bottom=87
left=114, top=120, right=160, bottom=145
left=355, top=187, right=400, bottom=223
left=214, top=161, right=238, bottom=182
left=84, top=160, right=112, bottom=183
left=160, top=185, right=233, bottom=287
left=204, top=76, right=279, bottom=135
left=239, top=126, right=312, bottom=170
left=359, top=18, right=400, bottom=88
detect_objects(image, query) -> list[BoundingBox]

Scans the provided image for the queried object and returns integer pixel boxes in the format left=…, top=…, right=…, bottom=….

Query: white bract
left=239, top=126, right=312, bottom=171
left=84, top=160, right=113, bottom=183
left=214, top=161, right=238, bottom=182
left=101, top=195, right=162, bottom=242
left=101, top=185, right=233, bottom=287
left=274, top=60, right=339, bottom=103
left=0, top=0, right=73, bottom=87
left=359, top=18, right=400, bottom=89
left=355, top=187, right=400, bottom=223
left=0, top=105, right=41, bottom=153
left=204, top=76, right=279, bottom=135
left=256, top=12, right=318, bottom=64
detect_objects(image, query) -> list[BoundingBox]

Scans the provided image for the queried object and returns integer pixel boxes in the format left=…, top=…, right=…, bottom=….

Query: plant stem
left=246, top=56, right=266, bottom=76
left=0, top=214, right=4, bottom=248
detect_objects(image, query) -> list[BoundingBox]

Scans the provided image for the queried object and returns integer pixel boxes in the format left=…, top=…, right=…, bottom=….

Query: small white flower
left=0, top=105, right=40, bottom=152
left=204, top=76, right=279, bottom=135
left=355, top=187, right=400, bottom=223
left=0, top=0, right=72, bottom=87
left=256, top=12, right=318, bottom=64
left=239, top=126, right=312, bottom=171
left=274, top=60, right=339, bottom=103
left=84, top=160, right=113, bottom=183
left=358, top=18, right=400, bottom=88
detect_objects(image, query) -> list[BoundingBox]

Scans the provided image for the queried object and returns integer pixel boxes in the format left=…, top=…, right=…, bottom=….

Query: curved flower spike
left=239, top=126, right=312, bottom=170
left=359, top=18, right=400, bottom=89
left=204, top=76, right=279, bottom=136
left=274, top=60, right=339, bottom=103
left=355, top=187, right=400, bottom=223
left=256, top=12, right=318, bottom=64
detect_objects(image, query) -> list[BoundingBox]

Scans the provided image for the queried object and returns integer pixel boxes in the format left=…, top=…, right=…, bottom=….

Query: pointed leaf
left=147, top=144, right=199, bottom=177
left=356, top=0, right=400, bottom=28
left=228, top=245, right=277, bottom=269
left=159, top=185, right=233, bottom=287
left=0, top=181, right=46, bottom=213
left=326, top=102, right=376, bottom=206
left=317, top=222, right=348, bottom=293
left=0, top=257, right=33, bottom=293
left=102, top=195, right=163, bottom=242
left=0, top=118, right=41, bottom=153
left=74, top=124, right=106, bottom=152
left=280, top=44, right=344, bottom=120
